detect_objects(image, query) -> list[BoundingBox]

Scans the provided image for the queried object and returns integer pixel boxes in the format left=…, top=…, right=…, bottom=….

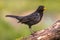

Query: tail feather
left=6, top=15, right=22, bottom=20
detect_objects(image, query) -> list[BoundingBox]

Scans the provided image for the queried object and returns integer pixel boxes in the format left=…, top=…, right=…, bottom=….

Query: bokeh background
left=0, top=0, right=60, bottom=40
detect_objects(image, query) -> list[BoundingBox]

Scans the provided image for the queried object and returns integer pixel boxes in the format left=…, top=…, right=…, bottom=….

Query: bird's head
left=36, top=5, right=45, bottom=12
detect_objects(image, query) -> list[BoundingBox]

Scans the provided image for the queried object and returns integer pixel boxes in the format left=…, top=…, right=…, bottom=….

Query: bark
left=22, top=20, right=60, bottom=40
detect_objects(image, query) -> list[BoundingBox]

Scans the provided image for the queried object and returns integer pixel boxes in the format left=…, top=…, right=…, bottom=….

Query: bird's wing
left=27, top=13, right=40, bottom=21
left=21, top=13, right=40, bottom=23
left=20, top=17, right=29, bottom=23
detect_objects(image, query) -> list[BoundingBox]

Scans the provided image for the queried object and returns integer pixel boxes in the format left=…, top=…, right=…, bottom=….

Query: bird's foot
left=31, top=31, right=36, bottom=36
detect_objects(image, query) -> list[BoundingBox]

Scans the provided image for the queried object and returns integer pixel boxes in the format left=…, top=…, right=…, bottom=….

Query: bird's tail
left=6, top=15, right=22, bottom=20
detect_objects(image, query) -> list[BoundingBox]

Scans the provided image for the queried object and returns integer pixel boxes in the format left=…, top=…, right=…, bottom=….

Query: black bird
left=6, top=5, right=45, bottom=33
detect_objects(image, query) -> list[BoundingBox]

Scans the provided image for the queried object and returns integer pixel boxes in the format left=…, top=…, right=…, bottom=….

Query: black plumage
left=6, top=6, right=45, bottom=32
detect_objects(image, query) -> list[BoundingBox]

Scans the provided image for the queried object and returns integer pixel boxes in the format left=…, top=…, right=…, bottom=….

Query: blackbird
left=6, top=5, right=45, bottom=33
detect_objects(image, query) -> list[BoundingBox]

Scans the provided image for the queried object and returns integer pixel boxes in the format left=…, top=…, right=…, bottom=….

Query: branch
left=22, top=20, right=60, bottom=40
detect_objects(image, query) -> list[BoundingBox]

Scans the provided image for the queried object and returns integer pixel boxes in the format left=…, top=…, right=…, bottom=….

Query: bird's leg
left=29, top=25, right=33, bottom=33
left=29, top=28, right=33, bottom=34
left=29, top=25, right=34, bottom=35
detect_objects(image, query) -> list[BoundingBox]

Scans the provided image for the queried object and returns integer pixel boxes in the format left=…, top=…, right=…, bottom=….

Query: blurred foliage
left=0, top=19, right=17, bottom=40
left=0, top=0, right=60, bottom=40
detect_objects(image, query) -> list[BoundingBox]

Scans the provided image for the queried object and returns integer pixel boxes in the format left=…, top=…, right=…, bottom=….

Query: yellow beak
left=44, top=7, right=46, bottom=10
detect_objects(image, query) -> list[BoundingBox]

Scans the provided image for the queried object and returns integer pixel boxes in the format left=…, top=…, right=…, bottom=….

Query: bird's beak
left=44, top=8, right=46, bottom=10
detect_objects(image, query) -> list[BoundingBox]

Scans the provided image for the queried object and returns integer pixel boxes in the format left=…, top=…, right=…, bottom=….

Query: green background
left=0, top=0, right=60, bottom=40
